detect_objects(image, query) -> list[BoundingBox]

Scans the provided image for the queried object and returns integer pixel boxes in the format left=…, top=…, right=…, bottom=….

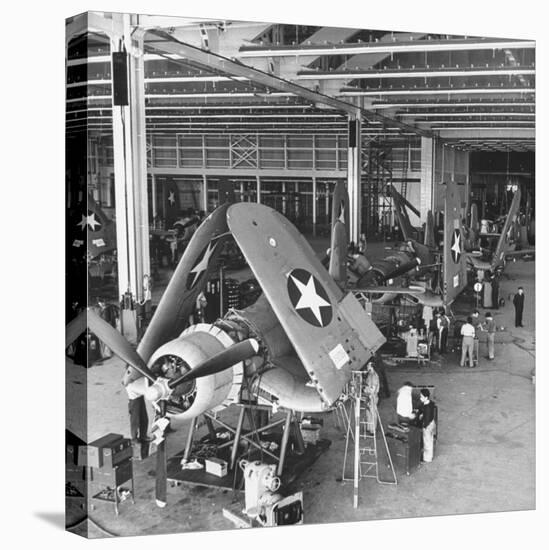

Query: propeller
left=66, top=310, right=88, bottom=349
left=84, top=308, right=259, bottom=506
left=145, top=338, right=259, bottom=401
left=87, top=309, right=156, bottom=383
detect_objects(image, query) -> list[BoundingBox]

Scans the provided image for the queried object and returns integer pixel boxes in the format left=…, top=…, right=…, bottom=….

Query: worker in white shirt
left=460, top=316, right=476, bottom=368
left=396, top=381, right=417, bottom=424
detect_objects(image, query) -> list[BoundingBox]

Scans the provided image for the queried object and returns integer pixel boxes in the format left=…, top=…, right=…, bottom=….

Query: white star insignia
left=188, top=242, right=216, bottom=288
left=77, top=213, right=101, bottom=231
left=168, top=191, right=175, bottom=205
left=290, top=274, right=330, bottom=325
left=451, top=231, right=461, bottom=261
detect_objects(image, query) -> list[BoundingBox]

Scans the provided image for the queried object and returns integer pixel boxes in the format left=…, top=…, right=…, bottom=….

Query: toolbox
left=78, top=433, right=131, bottom=469
left=90, top=459, right=133, bottom=486
left=66, top=465, right=86, bottom=482
left=386, top=425, right=422, bottom=475
left=205, top=457, right=228, bottom=478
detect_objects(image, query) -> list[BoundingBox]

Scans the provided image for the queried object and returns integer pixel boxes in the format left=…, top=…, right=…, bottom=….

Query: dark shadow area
left=34, top=511, right=66, bottom=530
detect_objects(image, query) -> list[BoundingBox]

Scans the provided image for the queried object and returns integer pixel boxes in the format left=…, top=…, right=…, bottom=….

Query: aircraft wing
left=353, top=286, right=426, bottom=295
left=137, top=204, right=231, bottom=365
left=227, top=203, right=385, bottom=406
left=328, top=181, right=350, bottom=285
left=491, top=189, right=521, bottom=272
left=442, top=184, right=467, bottom=305
left=71, top=194, right=116, bottom=260
left=505, top=248, right=535, bottom=258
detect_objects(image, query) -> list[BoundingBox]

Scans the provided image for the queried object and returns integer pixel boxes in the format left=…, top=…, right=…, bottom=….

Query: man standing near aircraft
left=483, top=311, right=496, bottom=360
left=460, top=316, right=476, bottom=368
left=513, top=287, right=525, bottom=327
left=435, top=309, right=450, bottom=354
left=364, top=361, right=380, bottom=433
left=419, top=388, right=436, bottom=463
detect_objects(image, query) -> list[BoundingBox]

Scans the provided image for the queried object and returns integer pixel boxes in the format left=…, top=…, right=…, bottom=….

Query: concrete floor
left=66, top=256, right=535, bottom=538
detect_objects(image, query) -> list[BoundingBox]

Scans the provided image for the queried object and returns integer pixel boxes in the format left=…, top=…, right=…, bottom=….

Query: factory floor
left=66, top=254, right=535, bottom=538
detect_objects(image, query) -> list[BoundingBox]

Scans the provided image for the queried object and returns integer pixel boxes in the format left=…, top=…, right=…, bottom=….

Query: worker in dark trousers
left=483, top=311, right=496, bottom=360
left=419, top=388, right=436, bottom=463
left=123, top=374, right=151, bottom=449
left=435, top=309, right=450, bottom=354
left=513, top=287, right=525, bottom=327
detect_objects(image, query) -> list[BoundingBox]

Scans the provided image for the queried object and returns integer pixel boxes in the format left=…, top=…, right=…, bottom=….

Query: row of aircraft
left=341, top=183, right=468, bottom=309
left=348, top=182, right=533, bottom=309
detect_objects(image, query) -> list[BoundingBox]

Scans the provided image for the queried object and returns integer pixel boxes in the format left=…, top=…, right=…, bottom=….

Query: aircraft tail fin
left=328, top=182, right=350, bottom=284
left=387, top=184, right=416, bottom=241
left=491, top=188, right=521, bottom=271
left=470, top=202, right=479, bottom=234
left=424, top=210, right=435, bottom=248
left=442, top=184, right=467, bottom=306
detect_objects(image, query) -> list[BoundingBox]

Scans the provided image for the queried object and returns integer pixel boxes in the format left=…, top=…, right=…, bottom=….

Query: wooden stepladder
left=341, top=371, right=397, bottom=508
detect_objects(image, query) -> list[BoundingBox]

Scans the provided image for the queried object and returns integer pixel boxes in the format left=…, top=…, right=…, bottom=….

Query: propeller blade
left=169, top=338, right=259, bottom=389
left=155, top=401, right=168, bottom=508
left=66, top=310, right=87, bottom=349
left=87, top=309, right=157, bottom=383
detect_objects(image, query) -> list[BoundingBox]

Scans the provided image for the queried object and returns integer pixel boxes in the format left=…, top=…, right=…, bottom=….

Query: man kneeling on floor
left=419, top=388, right=436, bottom=463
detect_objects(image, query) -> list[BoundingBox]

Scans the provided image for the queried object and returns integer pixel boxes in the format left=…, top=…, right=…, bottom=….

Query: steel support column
left=347, top=117, right=361, bottom=243
left=202, top=175, right=208, bottom=212
left=419, top=136, right=434, bottom=222
left=130, top=27, right=151, bottom=305
left=111, top=15, right=137, bottom=321
left=151, top=173, right=157, bottom=219
left=312, top=176, right=317, bottom=236
left=110, top=13, right=150, bottom=341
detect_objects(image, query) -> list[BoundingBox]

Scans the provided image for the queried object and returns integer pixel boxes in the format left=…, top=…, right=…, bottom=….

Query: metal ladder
left=341, top=371, right=397, bottom=508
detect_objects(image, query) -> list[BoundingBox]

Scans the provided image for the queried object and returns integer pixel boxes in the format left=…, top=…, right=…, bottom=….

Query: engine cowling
left=146, top=323, right=243, bottom=422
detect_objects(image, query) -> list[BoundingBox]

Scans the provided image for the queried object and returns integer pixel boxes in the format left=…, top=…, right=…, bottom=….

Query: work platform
left=164, top=439, right=331, bottom=492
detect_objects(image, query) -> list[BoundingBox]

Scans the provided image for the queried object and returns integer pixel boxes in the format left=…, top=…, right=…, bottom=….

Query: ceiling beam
left=340, top=87, right=535, bottom=96
left=398, top=112, right=534, bottom=117
left=145, top=29, right=361, bottom=117
left=144, top=29, right=432, bottom=138
left=372, top=101, right=535, bottom=108
left=298, top=67, right=536, bottom=80
left=437, top=128, right=535, bottom=139
left=238, top=39, right=535, bottom=58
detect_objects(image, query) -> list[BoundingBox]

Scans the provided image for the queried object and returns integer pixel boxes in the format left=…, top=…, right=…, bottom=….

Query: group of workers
left=363, top=361, right=436, bottom=464
left=396, top=382, right=437, bottom=463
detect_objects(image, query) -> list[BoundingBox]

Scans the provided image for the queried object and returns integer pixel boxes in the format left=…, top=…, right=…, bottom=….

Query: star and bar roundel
left=287, top=268, right=333, bottom=328
left=186, top=241, right=217, bottom=290
left=77, top=212, right=101, bottom=232
left=450, top=229, right=462, bottom=264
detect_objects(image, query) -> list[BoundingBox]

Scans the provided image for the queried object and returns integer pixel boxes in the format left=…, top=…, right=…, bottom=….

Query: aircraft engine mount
left=146, top=324, right=244, bottom=421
